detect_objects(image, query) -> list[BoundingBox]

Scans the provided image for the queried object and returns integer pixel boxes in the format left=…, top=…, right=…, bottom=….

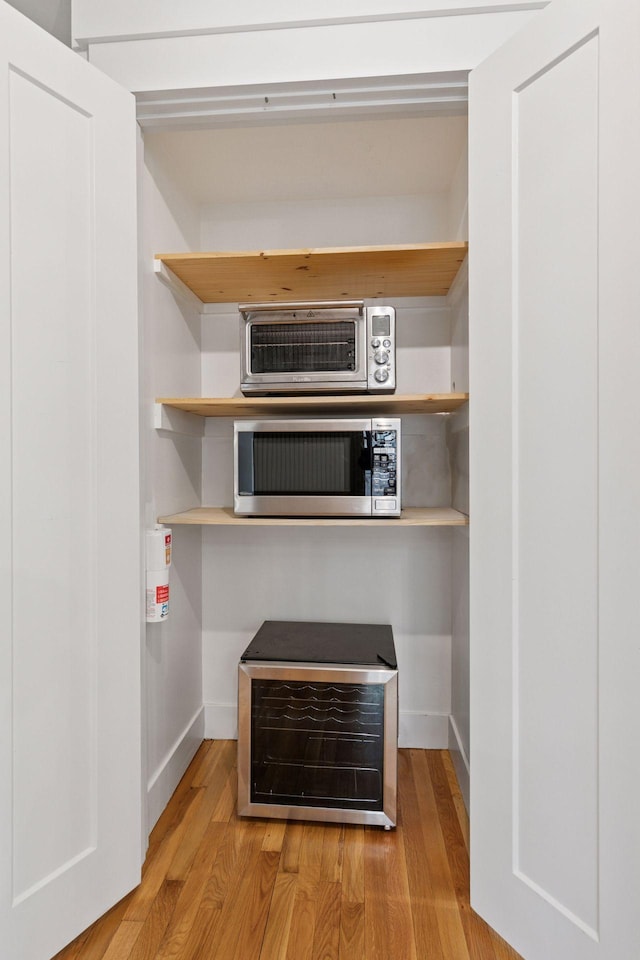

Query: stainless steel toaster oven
left=240, top=300, right=396, bottom=395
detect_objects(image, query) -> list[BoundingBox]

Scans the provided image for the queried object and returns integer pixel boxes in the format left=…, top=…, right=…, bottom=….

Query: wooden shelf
left=156, top=393, right=469, bottom=418
left=157, top=507, right=469, bottom=527
left=155, top=241, right=468, bottom=303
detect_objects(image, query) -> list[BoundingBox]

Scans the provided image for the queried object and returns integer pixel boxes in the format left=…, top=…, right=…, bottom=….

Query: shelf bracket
left=153, top=259, right=219, bottom=314
left=153, top=402, right=205, bottom=438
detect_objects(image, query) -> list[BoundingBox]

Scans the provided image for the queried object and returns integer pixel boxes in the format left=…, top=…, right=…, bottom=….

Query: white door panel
left=470, top=0, right=640, bottom=957
left=0, top=4, right=141, bottom=958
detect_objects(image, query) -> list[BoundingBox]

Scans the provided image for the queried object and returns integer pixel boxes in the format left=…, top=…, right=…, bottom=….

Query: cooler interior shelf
left=155, top=241, right=468, bottom=303
left=156, top=393, right=469, bottom=418
left=157, top=507, right=469, bottom=527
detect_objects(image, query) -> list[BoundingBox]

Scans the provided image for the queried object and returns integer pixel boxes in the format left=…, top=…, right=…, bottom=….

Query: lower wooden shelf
left=158, top=506, right=469, bottom=527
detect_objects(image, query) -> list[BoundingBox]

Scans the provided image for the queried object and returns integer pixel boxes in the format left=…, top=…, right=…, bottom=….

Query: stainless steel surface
left=236, top=418, right=373, bottom=433
left=233, top=417, right=401, bottom=518
left=240, top=301, right=395, bottom=395
left=237, top=660, right=398, bottom=829
left=234, top=494, right=375, bottom=517
left=240, top=301, right=365, bottom=315
left=366, top=304, right=396, bottom=393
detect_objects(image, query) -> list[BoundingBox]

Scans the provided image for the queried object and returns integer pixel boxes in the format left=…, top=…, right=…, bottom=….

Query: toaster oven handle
left=239, top=300, right=364, bottom=315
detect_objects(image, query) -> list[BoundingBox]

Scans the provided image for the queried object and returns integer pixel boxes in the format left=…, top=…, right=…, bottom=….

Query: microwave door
left=234, top=420, right=373, bottom=517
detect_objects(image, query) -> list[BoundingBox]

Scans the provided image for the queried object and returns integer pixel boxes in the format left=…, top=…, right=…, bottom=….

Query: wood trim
left=157, top=506, right=469, bottom=526
left=155, top=242, right=468, bottom=303
left=156, top=393, right=469, bottom=418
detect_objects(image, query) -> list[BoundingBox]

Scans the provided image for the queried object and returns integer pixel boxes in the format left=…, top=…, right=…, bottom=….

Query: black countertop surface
left=240, top=620, right=397, bottom=668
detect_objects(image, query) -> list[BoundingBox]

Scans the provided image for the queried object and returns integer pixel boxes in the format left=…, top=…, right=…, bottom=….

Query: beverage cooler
left=237, top=620, right=398, bottom=828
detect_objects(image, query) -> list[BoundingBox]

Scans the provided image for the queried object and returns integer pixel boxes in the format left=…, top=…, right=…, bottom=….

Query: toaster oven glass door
left=250, top=320, right=357, bottom=374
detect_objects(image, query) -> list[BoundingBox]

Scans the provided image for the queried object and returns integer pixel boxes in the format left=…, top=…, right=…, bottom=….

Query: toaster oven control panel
left=366, top=306, right=396, bottom=393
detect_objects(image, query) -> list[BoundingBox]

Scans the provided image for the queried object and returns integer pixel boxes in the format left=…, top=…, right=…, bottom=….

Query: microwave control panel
left=371, top=421, right=401, bottom=516
left=366, top=306, right=396, bottom=393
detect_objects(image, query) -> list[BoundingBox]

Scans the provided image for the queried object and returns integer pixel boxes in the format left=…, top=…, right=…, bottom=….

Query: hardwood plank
left=341, top=825, right=365, bottom=904
left=319, top=823, right=344, bottom=883
left=339, top=900, right=365, bottom=960
left=441, top=749, right=470, bottom=853
left=176, top=818, right=264, bottom=959
left=311, top=881, right=341, bottom=960
left=199, top=830, right=275, bottom=960
left=166, top=740, right=235, bottom=882
left=406, top=750, right=472, bottom=960
left=397, top=750, right=446, bottom=960
left=127, top=880, right=182, bottom=960
left=232, top=849, right=281, bottom=960
left=297, top=821, right=325, bottom=900
left=428, top=751, right=504, bottom=960
left=123, top=789, right=204, bottom=923
left=258, top=871, right=298, bottom=960
left=363, top=825, right=418, bottom=960
left=154, top=820, right=228, bottom=960
left=143, top=780, right=204, bottom=876
left=210, top=756, right=238, bottom=823
left=280, top=820, right=305, bottom=874
left=262, top=820, right=287, bottom=853
left=99, top=922, right=143, bottom=960
left=285, top=893, right=316, bottom=960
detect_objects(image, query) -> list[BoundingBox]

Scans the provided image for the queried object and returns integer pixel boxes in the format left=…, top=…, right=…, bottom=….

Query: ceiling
left=144, top=115, right=467, bottom=205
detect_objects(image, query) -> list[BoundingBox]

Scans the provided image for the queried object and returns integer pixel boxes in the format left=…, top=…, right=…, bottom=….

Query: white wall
left=142, top=110, right=468, bottom=799
left=199, top=295, right=457, bottom=746
left=202, top=526, right=454, bottom=746
left=139, top=138, right=204, bottom=830
left=73, top=0, right=549, bottom=46
left=74, top=1, right=546, bottom=100
left=190, top=141, right=465, bottom=744
left=6, top=0, right=70, bottom=44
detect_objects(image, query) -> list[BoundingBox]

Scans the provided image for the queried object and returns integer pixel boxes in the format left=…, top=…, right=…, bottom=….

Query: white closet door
left=469, top=0, right=640, bottom=958
left=0, top=4, right=141, bottom=959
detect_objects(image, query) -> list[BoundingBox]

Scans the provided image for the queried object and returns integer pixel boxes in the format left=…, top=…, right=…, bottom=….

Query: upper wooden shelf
left=156, top=393, right=468, bottom=418
left=155, top=241, right=468, bottom=303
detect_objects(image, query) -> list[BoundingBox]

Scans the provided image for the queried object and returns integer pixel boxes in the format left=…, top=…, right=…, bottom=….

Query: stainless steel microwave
left=234, top=418, right=401, bottom=518
left=239, top=300, right=396, bottom=395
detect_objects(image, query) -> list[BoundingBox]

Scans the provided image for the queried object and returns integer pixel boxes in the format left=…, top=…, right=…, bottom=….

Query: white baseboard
left=448, top=715, right=470, bottom=811
left=146, top=706, right=204, bottom=832
left=204, top=701, right=237, bottom=739
left=399, top=711, right=449, bottom=748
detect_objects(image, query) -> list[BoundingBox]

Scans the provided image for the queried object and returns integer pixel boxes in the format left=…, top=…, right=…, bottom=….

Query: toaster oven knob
left=374, top=348, right=389, bottom=365
left=371, top=337, right=381, bottom=348
left=374, top=367, right=390, bottom=383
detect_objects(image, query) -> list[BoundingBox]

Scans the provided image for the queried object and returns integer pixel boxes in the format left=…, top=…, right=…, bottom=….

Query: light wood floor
left=53, top=741, right=522, bottom=960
